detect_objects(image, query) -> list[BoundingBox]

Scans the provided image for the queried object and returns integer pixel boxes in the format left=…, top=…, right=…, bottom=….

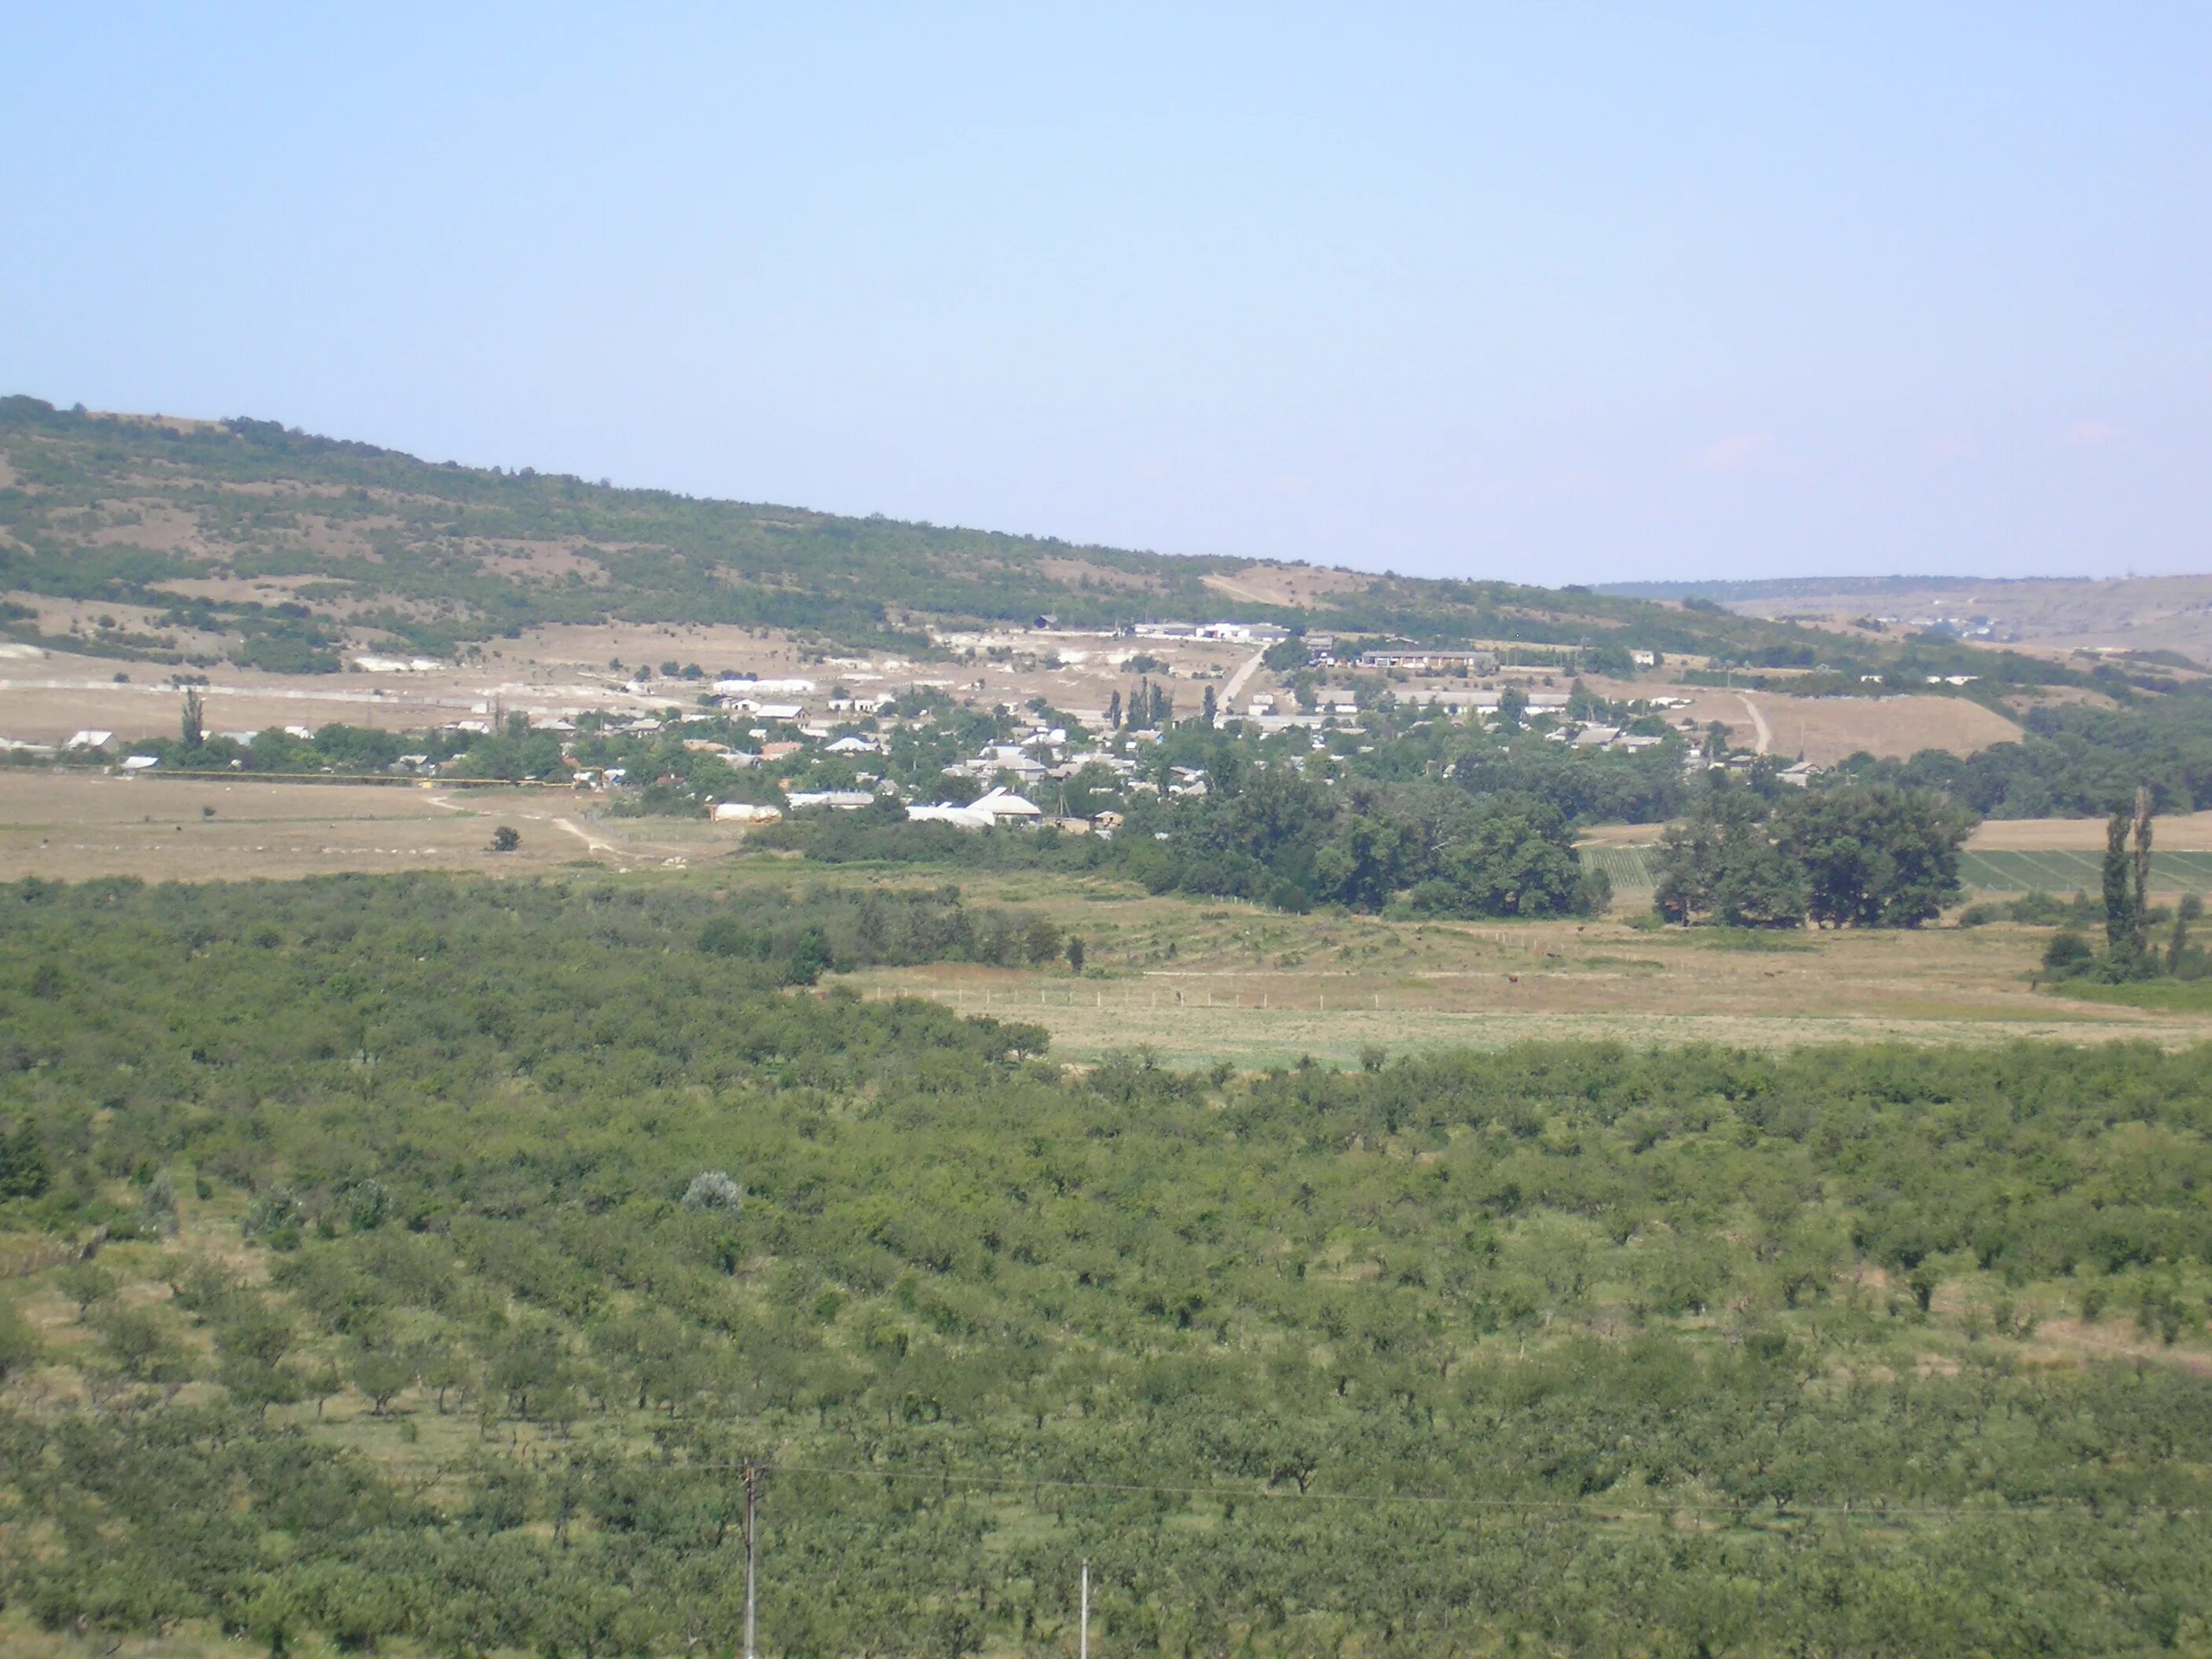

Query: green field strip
left=1584, top=846, right=1657, bottom=892
left=1962, top=846, right=2212, bottom=894
left=2151, top=851, right=2212, bottom=893
left=1590, top=843, right=2210, bottom=898
left=2011, top=851, right=2096, bottom=891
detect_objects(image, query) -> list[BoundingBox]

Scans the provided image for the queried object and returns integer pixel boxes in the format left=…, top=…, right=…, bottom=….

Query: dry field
left=1648, top=687, right=2021, bottom=764
left=1970, top=810, right=2212, bottom=851
left=838, top=872, right=2212, bottom=1066
left=0, top=772, right=726, bottom=883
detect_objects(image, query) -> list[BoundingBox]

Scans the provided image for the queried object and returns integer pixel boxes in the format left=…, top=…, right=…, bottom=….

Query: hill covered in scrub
left=0, top=394, right=1904, bottom=672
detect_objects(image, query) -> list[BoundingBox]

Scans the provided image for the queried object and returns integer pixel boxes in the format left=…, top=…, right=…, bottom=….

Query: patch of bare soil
left=82, top=501, right=212, bottom=555
left=477, top=541, right=611, bottom=583
left=150, top=573, right=351, bottom=606
left=1035, top=557, right=1165, bottom=594
left=1203, top=564, right=1371, bottom=608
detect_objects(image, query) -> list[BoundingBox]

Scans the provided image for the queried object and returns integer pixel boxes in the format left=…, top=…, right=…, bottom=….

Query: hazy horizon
left=5, top=8, right=2207, bottom=584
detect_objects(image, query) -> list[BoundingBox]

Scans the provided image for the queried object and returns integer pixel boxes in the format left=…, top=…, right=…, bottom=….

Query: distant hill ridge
left=1598, top=575, right=2100, bottom=603
left=0, top=394, right=1921, bottom=671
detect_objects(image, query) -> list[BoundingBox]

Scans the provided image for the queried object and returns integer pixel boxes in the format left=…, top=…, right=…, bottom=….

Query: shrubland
left=0, top=397, right=1862, bottom=668
left=1, top=871, right=2210, bottom=1654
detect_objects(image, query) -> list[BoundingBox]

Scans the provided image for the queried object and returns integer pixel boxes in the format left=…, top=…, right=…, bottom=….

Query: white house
left=907, top=802, right=997, bottom=830
left=969, top=786, right=1043, bottom=822
left=712, top=802, right=784, bottom=824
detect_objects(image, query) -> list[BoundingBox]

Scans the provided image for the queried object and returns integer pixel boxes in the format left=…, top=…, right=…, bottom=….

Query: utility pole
left=1079, top=1558, right=1090, bottom=1659
left=743, top=1463, right=760, bottom=1659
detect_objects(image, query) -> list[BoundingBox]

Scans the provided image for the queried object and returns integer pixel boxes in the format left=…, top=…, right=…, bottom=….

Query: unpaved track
left=550, top=816, right=618, bottom=855
left=1738, top=693, right=1772, bottom=755
left=1220, top=646, right=1269, bottom=721
left=1201, top=573, right=1274, bottom=606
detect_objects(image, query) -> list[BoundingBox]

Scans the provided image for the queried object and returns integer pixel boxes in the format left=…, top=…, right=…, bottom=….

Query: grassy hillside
left=2, top=395, right=1870, bottom=671
left=2, top=870, right=2210, bottom=1654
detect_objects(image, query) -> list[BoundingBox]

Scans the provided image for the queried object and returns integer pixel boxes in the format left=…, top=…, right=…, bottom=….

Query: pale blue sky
left=4, top=6, right=2207, bottom=580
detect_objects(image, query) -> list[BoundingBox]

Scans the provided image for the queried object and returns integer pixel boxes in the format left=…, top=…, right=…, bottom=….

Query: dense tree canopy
left=1, top=872, right=2209, bottom=1653
left=1654, top=782, right=1975, bottom=928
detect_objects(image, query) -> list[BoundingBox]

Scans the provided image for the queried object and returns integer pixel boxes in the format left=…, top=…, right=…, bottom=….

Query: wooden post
left=742, top=1463, right=759, bottom=1659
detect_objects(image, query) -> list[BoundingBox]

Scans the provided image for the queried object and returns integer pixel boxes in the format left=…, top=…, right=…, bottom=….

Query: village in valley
left=1, top=614, right=1813, bottom=837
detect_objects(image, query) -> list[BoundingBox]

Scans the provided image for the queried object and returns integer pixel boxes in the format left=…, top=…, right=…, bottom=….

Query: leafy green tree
left=1411, top=809, right=1590, bottom=918
left=351, top=1342, right=415, bottom=1415
left=0, top=1119, right=49, bottom=1199
left=94, top=1305, right=192, bottom=1389
left=1652, top=793, right=1804, bottom=927
left=2042, top=929, right=2094, bottom=977
left=1023, top=917, right=1064, bottom=965
left=56, top=1262, right=115, bottom=1319
left=1773, top=785, right=1975, bottom=927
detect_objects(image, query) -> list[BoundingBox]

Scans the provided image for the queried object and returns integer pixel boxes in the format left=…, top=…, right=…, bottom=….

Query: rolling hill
left=2, top=395, right=1913, bottom=676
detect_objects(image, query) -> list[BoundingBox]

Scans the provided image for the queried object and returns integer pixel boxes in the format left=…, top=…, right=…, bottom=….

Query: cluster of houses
left=66, top=622, right=1703, bottom=809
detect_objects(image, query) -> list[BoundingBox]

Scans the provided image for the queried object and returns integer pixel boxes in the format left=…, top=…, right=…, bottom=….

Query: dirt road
left=1738, top=693, right=1773, bottom=755
left=1220, top=646, right=1269, bottom=720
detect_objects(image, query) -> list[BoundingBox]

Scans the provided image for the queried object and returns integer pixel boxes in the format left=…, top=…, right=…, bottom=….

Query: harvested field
left=1656, top=689, right=2021, bottom=763
left=0, top=772, right=721, bottom=882
left=1971, top=809, right=2212, bottom=851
